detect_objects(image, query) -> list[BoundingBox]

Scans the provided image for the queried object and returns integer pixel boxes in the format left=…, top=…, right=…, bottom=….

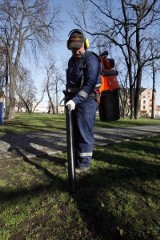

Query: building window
left=143, top=106, right=145, bottom=109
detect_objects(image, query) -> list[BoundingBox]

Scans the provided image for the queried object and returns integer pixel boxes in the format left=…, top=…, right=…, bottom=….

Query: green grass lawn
left=0, top=113, right=160, bottom=240
left=1, top=112, right=160, bottom=133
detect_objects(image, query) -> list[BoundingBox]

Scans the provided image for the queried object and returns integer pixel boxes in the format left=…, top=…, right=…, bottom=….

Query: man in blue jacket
left=66, top=29, right=101, bottom=173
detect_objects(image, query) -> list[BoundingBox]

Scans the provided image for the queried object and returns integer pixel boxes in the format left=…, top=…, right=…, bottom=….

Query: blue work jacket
left=66, top=51, right=101, bottom=105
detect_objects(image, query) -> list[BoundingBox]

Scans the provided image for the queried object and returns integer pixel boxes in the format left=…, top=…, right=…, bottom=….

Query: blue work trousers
left=72, top=97, right=98, bottom=168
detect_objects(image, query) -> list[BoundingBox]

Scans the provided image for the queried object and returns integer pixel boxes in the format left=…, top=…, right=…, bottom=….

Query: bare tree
left=45, top=61, right=65, bottom=114
left=70, top=0, right=160, bottom=119
left=45, top=63, right=56, bottom=114
left=0, top=0, right=62, bottom=119
left=119, top=71, right=130, bottom=118
left=0, top=46, right=6, bottom=98
left=16, top=67, right=38, bottom=113
left=32, top=88, right=46, bottom=113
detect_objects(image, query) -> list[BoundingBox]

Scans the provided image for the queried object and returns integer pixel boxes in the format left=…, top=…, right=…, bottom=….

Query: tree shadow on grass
left=1, top=131, right=66, bottom=162
left=0, top=133, right=160, bottom=240
left=72, top=140, right=160, bottom=240
left=0, top=151, right=67, bottom=203
left=0, top=132, right=69, bottom=205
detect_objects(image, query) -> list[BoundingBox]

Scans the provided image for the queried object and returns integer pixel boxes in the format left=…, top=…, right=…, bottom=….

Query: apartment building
left=140, top=88, right=157, bottom=117
left=120, top=87, right=160, bottom=118
left=140, top=88, right=158, bottom=117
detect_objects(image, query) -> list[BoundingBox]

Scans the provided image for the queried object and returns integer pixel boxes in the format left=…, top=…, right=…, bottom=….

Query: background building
left=120, top=87, right=160, bottom=118
left=139, top=88, right=157, bottom=117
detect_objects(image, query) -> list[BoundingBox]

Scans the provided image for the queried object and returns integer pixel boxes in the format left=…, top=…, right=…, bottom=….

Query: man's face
left=71, top=43, right=85, bottom=58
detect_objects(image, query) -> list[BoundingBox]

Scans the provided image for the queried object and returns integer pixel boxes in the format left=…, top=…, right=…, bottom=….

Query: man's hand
left=66, top=100, right=75, bottom=111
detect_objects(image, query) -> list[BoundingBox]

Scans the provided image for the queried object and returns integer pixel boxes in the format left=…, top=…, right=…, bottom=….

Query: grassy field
left=0, top=113, right=160, bottom=240
left=1, top=112, right=160, bottom=133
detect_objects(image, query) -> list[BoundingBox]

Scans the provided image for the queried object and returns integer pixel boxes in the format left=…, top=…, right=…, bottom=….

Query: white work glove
left=66, top=100, right=75, bottom=111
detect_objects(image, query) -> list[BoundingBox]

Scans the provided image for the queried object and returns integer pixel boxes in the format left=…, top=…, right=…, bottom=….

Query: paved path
left=0, top=125, right=160, bottom=160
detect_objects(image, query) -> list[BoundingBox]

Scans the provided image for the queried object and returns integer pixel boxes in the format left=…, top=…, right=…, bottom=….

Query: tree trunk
left=134, top=88, right=140, bottom=119
left=130, top=87, right=135, bottom=119
left=47, top=86, right=55, bottom=114
left=7, top=96, right=15, bottom=119
left=134, top=68, right=142, bottom=119
left=5, top=64, right=17, bottom=120
left=151, top=69, right=156, bottom=119
left=55, top=82, right=58, bottom=113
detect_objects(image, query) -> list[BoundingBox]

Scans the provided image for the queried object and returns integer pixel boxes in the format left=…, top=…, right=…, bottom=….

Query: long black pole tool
left=66, top=106, right=76, bottom=193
